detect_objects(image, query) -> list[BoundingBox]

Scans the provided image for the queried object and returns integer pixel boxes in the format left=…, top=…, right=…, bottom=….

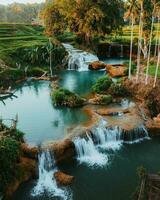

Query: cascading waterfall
left=93, top=119, right=122, bottom=151
left=73, top=119, right=150, bottom=168
left=74, top=134, right=108, bottom=167
left=32, top=150, right=71, bottom=200
left=62, top=43, right=99, bottom=71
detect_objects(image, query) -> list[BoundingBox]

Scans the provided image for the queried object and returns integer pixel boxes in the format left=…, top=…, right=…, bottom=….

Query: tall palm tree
left=145, top=0, right=156, bottom=85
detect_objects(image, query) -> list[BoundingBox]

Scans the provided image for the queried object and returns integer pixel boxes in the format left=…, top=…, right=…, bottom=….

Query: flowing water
left=2, top=46, right=158, bottom=200
left=63, top=44, right=99, bottom=71
left=73, top=119, right=149, bottom=168
left=31, top=150, right=71, bottom=200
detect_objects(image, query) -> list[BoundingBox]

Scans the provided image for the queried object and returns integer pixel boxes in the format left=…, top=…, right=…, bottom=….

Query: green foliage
left=0, top=68, right=24, bottom=87
left=100, top=95, right=113, bottom=105
left=110, top=83, right=131, bottom=97
left=0, top=3, right=44, bottom=23
left=42, top=0, right=124, bottom=43
left=27, top=67, right=45, bottom=77
left=8, top=129, right=24, bottom=143
left=12, top=40, right=66, bottom=67
left=92, top=75, right=113, bottom=94
left=51, top=88, right=85, bottom=107
left=0, top=137, right=20, bottom=193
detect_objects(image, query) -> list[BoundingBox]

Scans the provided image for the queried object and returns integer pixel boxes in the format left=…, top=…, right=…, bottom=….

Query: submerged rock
left=54, top=171, right=74, bottom=186
left=96, top=108, right=129, bottom=116
left=89, top=61, right=106, bottom=70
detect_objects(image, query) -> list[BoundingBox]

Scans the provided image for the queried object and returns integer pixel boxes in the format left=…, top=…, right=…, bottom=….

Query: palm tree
left=145, top=0, right=156, bottom=85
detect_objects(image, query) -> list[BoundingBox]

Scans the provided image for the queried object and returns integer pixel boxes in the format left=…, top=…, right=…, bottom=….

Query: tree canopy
left=41, top=0, right=124, bottom=43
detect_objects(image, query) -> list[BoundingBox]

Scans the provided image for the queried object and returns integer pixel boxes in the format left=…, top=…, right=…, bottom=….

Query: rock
left=54, top=171, right=74, bottom=186
left=49, top=139, right=75, bottom=164
left=21, top=143, right=38, bottom=159
left=153, top=114, right=160, bottom=124
left=5, top=157, right=38, bottom=198
left=106, top=65, right=127, bottom=77
left=88, top=94, right=112, bottom=105
left=145, top=119, right=160, bottom=137
left=89, top=61, right=106, bottom=70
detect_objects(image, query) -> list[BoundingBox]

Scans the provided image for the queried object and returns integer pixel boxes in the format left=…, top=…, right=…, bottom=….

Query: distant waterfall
left=32, top=150, right=71, bottom=200
left=73, top=119, right=149, bottom=168
left=63, top=43, right=99, bottom=71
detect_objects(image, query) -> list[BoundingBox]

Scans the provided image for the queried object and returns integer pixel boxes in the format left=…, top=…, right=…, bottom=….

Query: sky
left=0, top=0, right=45, bottom=5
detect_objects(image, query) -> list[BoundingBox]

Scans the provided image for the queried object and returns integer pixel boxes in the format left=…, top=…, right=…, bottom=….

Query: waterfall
left=63, top=43, right=99, bottom=71
left=74, top=134, right=108, bottom=168
left=32, top=150, right=71, bottom=200
left=120, top=44, right=124, bottom=58
left=73, top=119, right=150, bottom=168
left=93, top=119, right=122, bottom=151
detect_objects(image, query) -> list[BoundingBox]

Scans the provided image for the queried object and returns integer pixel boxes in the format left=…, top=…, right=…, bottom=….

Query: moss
left=100, top=95, right=113, bottom=104
left=92, top=75, right=113, bottom=94
left=51, top=88, right=85, bottom=107
left=0, top=137, right=20, bottom=193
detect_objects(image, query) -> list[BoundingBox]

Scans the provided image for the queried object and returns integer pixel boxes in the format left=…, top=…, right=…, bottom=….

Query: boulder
left=89, top=61, right=106, bottom=70
left=145, top=119, right=160, bottom=137
left=21, top=143, right=38, bottom=159
left=49, top=139, right=75, bottom=164
left=5, top=157, right=38, bottom=198
left=153, top=114, right=160, bottom=124
left=106, top=65, right=127, bottom=77
left=54, top=171, right=74, bottom=186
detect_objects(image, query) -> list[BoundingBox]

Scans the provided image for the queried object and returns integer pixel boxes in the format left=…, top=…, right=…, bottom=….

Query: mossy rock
left=92, top=75, right=112, bottom=94
left=100, top=95, right=113, bottom=104
left=51, top=88, right=85, bottom=107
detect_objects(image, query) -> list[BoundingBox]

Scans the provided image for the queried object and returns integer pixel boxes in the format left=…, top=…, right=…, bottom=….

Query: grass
left=0, top=23, right=48, bottom=66
left=148, top=64, right=160, bottom=78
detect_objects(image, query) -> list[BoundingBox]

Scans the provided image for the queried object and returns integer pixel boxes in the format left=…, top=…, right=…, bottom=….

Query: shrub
left=0, top=137, right=20, bottom=193
left=100, top=95, right=113, bottom=104
left=110, top=83, right=130, bottom=97
left=92, top=75, right=112, bottom=94
left=51, top=88, right=85, bottom=107
left=27, top=67, right=45, bottom=77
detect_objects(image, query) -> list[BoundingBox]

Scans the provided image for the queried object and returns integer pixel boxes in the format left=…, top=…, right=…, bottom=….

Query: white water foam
left=32, top=150, right=71, bottom=200
left=63, top=43, right=99, bottom=71
left=94, top=119, right=122, bottom=151
left=73, top=119, right=150, bottom=168
left=74, top=134, right=108, bottom=168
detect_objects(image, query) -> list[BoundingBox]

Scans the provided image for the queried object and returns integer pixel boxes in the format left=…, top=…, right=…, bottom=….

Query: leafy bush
left=27, top=67, right=45, bottom=77
left=51, top=88, right=85, bottom=107
left=110, top=83, right=131, bottom=97
left=0, top=137, right=20, bottom=193
left=8, top=129, right=24, bottom=142
left=92, top=75, right=112, bottom=94
left=0, top=68, right=24, bottom=87
left=100, top=95, right=113, bottom=104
